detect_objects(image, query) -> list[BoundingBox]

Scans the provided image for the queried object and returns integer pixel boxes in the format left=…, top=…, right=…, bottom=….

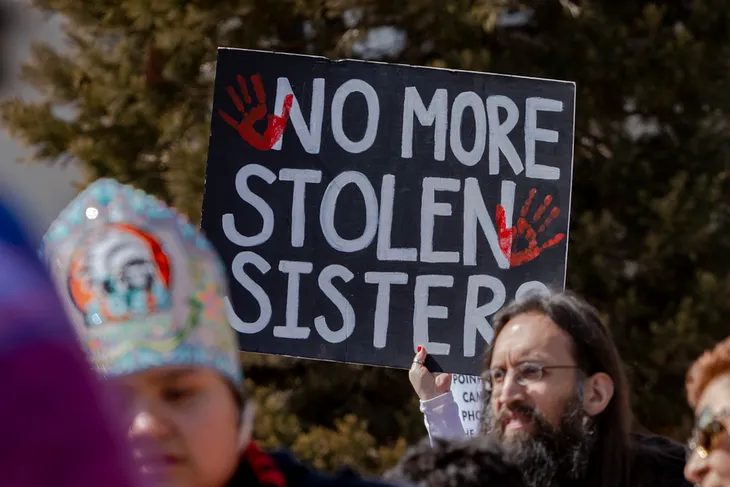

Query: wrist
left=419, top=391, right=454, bottom=412
left=418, top=389, right=440, bottom=401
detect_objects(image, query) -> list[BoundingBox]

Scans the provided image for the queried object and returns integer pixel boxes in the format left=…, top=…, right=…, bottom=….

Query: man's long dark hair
left=480, top=289, right=634, bottom=487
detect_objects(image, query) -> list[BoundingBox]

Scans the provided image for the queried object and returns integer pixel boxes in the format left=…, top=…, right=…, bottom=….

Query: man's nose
left=497, top=370, right=526, bottom=408
left=684, top=451, right=708, bottom=485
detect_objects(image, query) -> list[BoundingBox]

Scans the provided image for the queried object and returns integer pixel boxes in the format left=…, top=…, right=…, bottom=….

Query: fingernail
left=417, top=346, right=422, bottom=353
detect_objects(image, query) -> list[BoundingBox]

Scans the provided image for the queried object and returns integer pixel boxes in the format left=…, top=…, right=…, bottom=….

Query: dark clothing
left=230, top=435, right=688, bottom=487
left=229, top=443, right=404, bottom=487
left=572, top=433, right=690, bottom=487
left=632, top=434, right=690, bottom=487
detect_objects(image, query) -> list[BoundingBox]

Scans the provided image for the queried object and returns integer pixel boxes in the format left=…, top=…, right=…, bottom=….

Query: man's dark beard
left=483, top=396, right=597, bottom=487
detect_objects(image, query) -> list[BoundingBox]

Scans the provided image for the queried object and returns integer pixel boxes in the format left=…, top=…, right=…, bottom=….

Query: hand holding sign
left=218, top=73, right=294, bottom=150
left=497, top=188, right=566, bottom=268
left=409, top=345, right=453, bottom=401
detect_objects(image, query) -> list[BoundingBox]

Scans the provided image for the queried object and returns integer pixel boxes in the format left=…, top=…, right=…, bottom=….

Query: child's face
left=115, top=366, right=241, bottom=487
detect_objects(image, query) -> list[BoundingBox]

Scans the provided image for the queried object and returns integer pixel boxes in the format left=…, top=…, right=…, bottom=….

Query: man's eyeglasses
left=687, top=408, right=730, bottom=459
left=483, top=362, right=580, bottom=392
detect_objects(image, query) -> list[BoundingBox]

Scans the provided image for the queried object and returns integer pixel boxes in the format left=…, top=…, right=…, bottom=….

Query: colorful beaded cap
left=40, top=178, right=242, bottom=387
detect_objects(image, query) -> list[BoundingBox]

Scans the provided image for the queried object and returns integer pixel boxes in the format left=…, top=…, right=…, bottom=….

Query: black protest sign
left=201, top=47, right=576, bottom=375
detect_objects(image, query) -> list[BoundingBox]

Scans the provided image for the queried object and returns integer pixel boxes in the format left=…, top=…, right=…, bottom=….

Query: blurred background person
left=684, top=336, right=730, bottom=486
left=0, top=193, right=141, bottom=487
left=385, top=437, right=524, bottom=487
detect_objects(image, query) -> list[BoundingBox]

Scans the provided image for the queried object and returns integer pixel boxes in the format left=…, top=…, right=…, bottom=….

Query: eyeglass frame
left=482, top=362, right=582, bottom=392
left=687, top=407, right=730, bottom=460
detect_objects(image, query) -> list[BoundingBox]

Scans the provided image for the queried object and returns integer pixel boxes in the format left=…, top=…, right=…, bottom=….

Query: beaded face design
left=41, top=178, right=242, bottom=387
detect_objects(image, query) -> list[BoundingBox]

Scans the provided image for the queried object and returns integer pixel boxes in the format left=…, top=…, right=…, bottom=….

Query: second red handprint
left=218, top=73, right=294, bottom=151
left=496, top=188, right=566, bottom=267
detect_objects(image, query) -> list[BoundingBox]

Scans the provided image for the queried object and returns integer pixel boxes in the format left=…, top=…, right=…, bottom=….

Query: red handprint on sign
left=496, top=188, right=566, bottom=267
left=218, top=73, right=294, bottom=150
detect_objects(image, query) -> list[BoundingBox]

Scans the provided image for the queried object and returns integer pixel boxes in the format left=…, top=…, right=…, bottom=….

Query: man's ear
left=582, top=372, right=614, bottom=416
left=238, top=400, right=257, bottom=451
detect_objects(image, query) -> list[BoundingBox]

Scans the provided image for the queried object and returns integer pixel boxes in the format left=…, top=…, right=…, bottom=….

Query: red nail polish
left=417, top=346, right=422, bottom=353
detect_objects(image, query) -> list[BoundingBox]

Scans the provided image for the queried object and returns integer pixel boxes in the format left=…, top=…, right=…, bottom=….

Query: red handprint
left=218, top=73, right=294, bottom=150
left=496, top=188, right=566, bottom=267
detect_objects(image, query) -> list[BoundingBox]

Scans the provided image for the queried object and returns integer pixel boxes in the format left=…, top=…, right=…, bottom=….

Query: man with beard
left=410, top=290, right=689, bottom=487
left=482, top=383, right=594, bottom=487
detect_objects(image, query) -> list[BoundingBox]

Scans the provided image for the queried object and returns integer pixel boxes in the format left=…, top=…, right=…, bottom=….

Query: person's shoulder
left=270, top=450, right=406, bottom=487
left=631, top=433, right=691, bottom=487
left=633, top=432, right=686, bottom=463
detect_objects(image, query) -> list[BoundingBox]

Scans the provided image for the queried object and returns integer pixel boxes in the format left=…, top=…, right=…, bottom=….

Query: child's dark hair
left=384, top=437, right=524, bottom=487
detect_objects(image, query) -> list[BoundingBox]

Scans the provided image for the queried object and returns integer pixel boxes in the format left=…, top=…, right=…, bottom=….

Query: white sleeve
left=419, top=391, right=467, bottom=445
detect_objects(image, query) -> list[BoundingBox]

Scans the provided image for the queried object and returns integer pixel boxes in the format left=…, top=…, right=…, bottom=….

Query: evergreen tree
left=4, top=0, right=730, bottom=469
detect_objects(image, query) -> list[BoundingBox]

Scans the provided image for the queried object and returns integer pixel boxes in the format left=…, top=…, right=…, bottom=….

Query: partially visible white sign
left=450, top=374, right=483, bottom=437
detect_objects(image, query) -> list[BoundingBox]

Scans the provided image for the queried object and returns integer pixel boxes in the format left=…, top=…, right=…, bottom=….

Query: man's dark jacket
left=632, top=434, right=690, bottom=487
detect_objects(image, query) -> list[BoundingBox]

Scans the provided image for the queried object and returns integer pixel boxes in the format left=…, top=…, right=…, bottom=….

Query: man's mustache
left=498, top=402, right=537, bottom=422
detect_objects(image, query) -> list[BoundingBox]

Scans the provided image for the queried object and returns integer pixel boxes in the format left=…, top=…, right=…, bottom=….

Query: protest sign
left=201, top=47, right=576, bottom=374
left=450, top=374, right=483, bottom=437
